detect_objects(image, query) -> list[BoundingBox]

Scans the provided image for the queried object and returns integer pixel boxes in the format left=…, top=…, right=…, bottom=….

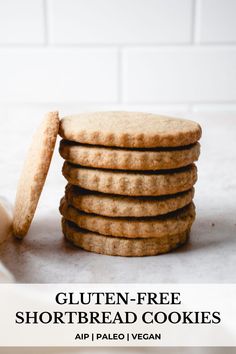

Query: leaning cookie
left=59, top=140, right=200, bottom=170
left=62, top=162, right=197, bottom=196
left=62, top=218, right=190, bottom=257
left=60, top=198, right=195, bottom=238
left=13, top=112, right=59, bottom=238
left=65, top=184, right=195, bottom=217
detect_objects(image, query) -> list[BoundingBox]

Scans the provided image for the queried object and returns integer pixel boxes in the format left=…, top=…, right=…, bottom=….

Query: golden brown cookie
left=59, top=112, right=201, bottom=148
left=59, top=140, right=200, bottom=170
left=13, top=112, right=59, bottom=238
left=62, top=218, right=190, bottom=257
left=62, top=162, right=197, bottom=196
left=60, top=198, right=195, bottom=238
left=65, top=184, right=194, bottom=217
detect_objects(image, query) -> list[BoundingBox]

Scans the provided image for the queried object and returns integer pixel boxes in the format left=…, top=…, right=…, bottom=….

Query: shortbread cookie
left=62, top=162, right=197, bottom=196
left=65, top=184, right=194, bottom=217
left=62, top=218, right=190, bottom=257
left=59, top=112, right=201, bottom=148
left=60, top=199, right=195, bottom=238
left=59, top=140, right=200, bottom=170
left=13, top=112, right=59, bottom=238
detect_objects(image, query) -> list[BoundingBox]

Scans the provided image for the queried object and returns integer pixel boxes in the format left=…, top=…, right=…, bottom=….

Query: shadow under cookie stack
left=59, top=112, right=201, bottom=257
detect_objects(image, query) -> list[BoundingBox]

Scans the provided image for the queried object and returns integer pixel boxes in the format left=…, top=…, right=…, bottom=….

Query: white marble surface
left=0, top=111, right=235, bottom=283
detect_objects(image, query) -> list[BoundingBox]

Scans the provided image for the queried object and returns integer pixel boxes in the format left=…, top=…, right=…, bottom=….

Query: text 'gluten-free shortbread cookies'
left=59, top=111, right=202, bottom=256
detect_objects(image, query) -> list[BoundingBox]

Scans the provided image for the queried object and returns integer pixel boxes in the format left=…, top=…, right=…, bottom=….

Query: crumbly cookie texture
left=60, top=198, right=195, bottom=238
left=13, top=112, right=59, bottom=238
left=62, top=218, right=190, bottom=257
left=65, top=184, right=194, bottom=217
left=59, top=112, right=202, bottom=148
left=62, top=162, right=197, bottom=196
left=59, top=140, right=200, bottom=170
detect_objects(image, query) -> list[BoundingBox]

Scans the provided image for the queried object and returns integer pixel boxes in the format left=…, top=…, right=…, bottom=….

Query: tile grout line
left=43, top=0, right=49, bottom=46
left=117, top=46, right=123, bottom=104
left=0, top=43, right=236, bottom=49
left=1, top=101, right=236, bottom=106
left=193, top=0, right=201, bottom=44
left=190, top=0, right=196, bottom=44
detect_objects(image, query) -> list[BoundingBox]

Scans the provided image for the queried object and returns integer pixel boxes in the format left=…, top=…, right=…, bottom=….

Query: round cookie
left=60, top=199, right=195, bottom=238
left=59, top=140, right=200, bottom=170
left=65, top=184, right=195, bottom=217
left=62, top=162, right=197, bottom=196
left=13, top=112, right=59, bottom=238
left=59, top=111, right=202, bottom=148
left=62, top=218, right=190, bottom=257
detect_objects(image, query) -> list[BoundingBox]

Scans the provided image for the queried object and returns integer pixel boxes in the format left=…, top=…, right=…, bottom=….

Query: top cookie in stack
left=59, top=112, right=201, bottom=257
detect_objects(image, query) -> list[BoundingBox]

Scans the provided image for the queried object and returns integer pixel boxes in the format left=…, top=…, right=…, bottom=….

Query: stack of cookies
left=59, top=112, right=201, bottom=257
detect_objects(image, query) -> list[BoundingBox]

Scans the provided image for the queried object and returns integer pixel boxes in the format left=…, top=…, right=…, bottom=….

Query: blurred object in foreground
left=0, top=197, right=12, bottom=244
left=0, top=197, right=14, bottom=283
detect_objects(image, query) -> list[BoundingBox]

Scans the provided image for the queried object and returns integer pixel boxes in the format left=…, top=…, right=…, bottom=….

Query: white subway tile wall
left=123, top=47, right=236, bottom=103
left=47, top=0, right=193, bottom=44
left=0, top=0, right=235, bottom=112
left=197, top=0, right=236, bottom=43
left=1, top=48, right=118, bottom=102
left=0, top=0, right=45, bottom=44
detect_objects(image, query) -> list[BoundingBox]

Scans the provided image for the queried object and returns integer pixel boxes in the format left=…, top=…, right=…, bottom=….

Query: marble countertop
left=0, top=347, right=235, bottom=354
left=0, top=112, right=235, bottom=283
